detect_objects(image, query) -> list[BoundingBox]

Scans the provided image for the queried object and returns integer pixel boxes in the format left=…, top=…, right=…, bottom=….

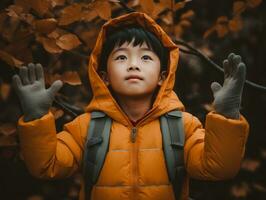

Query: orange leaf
left=79, top=29, right=99, bottom=49
left=175, top=0, right=192, bottom=11
left=6, top=5, right=24, bottom=18
left=179, top=19, right=191, bottom=28
left=241, top=158, right=260, bottom=172
left=0, top=50, right=23, bottom=67
left=161, top=11, right=173, bottom=25
left=203, top=26, right=216, bottom=39
left=174, top=25, right=183, bottom=39
left=233, top=1, right=246, bottom=16
left=231, top=182, right=250, bottom=198
left=81, top=9, right=98, bottom=22
left=36, top=36, right=62, bottom=54
left=0, top=83, right=11, bottom=101
left=35, top=18, right=57, bottom=34
left=229, top=17, right=243, bottom=32
left=216, top=24, right=229, bottom=38
left=246, top=0, right=262, bottom=8
left=0, top=123, right=16, bottom=136
left=94, top=0, right=112, bottom=20
left=56, top=34, right=81, bottom=51
left=59, top=3, right=82, bottom=25
left=61, top=71, right=82, bottom=85
left=217, top=16, right=228, bottom=24
left=140, top=0, right=155, bottom=15
left=150, top=2, right=167, bottom=19
left=0, top=135, right=17, bottom=147
left=51, top=0, right=65, bottom=8
left=28, top=0, right=51, bottom=16
left=180, top=10, right=195, bottom=20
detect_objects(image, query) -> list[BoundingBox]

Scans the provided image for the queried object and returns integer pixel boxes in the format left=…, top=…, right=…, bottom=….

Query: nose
left=127, top=64, right=140, bottom=72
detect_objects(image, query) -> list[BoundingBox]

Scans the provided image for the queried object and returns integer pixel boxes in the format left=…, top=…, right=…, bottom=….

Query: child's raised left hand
left=211, top=53, right=246, bottom=119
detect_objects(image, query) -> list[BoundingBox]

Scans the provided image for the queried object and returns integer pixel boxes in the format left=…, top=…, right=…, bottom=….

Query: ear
left=158, top=71, right=167, bottom=86
left=99, top=71, right=110, bottom=86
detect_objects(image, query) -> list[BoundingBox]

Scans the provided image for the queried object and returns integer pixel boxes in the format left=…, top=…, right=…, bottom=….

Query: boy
left=12, top=12, right=249, bottom=200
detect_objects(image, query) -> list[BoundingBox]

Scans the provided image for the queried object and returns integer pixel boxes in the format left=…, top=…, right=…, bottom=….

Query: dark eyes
left=115, top=55, right=152, bottom=61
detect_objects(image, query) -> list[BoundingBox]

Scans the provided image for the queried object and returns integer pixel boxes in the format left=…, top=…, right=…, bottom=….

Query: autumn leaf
left=175, top=0, right=192, bottom=11
left=35, top=18, right=57, bottom=34
left=36, top=36, right=62, bottom=54
left=216, top=24, right=229, bottom=37
left=59, top=3, right=82, bottom=26
left=0, top=83, right=11, bottom=101
left=0, top=50, right=23, bottom=67
left=50, top=0, right=66, bottom=8
left=229, top=17, right=243, bottom=32
left=0, top=135, right=17, bottom=147
left=28, top=0, right=51, bottom=16
left=0, top=123, right=16, bottom=136
left=56, top=34, right=81, bottom=51
left=161, top=11, right=173, bottom=25
left=246, top=0, right=263, bottom=8
left=81, top=9, right=98, bottom=22
left=180, top=10, right=195, bottom=20
left=241, top=158, right=260, bottom=172
left=233, top=1, right=246, bottom=16
left=93, top=0, right=112, bottom=20
left=61, top=71, right=82, bottom=85
left=203, top=26, right=216, bottom=39
left=140, top=0, right=155, bottom=15
left=217, top=16, right=228, bottom=24
left=79, top=29, right=99, bottom=49
left=231, top=182, right=250, bottom=198
left=6, top=5, right=24, bottom=19
left=179, top=20, right=191, bottom=28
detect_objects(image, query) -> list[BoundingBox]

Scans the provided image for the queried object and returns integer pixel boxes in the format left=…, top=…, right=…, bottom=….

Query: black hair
left=98, top=26, right=169, bottom=72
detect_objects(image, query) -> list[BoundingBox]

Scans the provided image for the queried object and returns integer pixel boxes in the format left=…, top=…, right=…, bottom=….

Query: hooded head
left=86, top=12, right=185, bottom=126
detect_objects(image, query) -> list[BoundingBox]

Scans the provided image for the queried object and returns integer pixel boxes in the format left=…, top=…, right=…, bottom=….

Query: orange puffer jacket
left=18, top=12, right=249, bottom=200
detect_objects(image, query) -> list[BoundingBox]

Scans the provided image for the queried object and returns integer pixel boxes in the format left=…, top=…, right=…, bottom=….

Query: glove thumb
left=48, top=80, right=63, bottom=97
left=211, top=82, right=222, bottom=96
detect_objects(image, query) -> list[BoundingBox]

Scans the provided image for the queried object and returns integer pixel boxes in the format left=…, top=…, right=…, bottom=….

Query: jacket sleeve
left=17, top=111, right=90, bottom=179
left=183, top=111, right=249, bottom=180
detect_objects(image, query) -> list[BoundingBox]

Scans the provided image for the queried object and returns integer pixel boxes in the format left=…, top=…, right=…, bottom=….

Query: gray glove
left=12, top=63, right=63, bottom=122
left=211, top=53, right=246, bottom=119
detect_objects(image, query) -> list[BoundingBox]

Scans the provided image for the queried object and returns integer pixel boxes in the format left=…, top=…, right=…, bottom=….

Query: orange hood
left=86, top=12, right=185, bottom=126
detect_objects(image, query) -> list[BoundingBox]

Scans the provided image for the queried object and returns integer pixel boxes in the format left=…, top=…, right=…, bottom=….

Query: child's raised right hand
left=12, top=63, right=63, bottom=122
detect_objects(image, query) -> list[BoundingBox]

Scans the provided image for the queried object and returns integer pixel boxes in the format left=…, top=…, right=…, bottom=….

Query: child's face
left=102, top=40, right=165, bottom=99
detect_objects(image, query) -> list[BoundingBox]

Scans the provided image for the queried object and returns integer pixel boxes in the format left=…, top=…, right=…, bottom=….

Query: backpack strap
left=83, top=111, right=112, bottom=200
left=160, top=110, right=185, bottom=200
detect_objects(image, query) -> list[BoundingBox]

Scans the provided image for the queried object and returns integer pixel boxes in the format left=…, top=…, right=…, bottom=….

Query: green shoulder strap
left=83, top=111, right=112, bottom=200
left=160, top=110, right=185, bottom=200
left=83, top=110, right=185, bottom=200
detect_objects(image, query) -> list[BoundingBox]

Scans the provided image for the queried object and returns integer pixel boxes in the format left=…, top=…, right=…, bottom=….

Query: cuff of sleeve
left=206, top=111, right=249, bottom=137
left=18, top=111, right=56, bottom=141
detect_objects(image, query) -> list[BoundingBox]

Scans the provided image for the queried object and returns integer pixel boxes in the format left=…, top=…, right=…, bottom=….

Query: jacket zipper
left=130, top=127, right=138, bottom=200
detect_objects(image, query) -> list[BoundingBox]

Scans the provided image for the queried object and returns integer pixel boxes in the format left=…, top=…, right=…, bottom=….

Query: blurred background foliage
left=0, top=0, right=266, bottom=199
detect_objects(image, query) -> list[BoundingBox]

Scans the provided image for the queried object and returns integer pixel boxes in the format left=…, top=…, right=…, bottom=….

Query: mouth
left=125, top=75, right=143, bottom=80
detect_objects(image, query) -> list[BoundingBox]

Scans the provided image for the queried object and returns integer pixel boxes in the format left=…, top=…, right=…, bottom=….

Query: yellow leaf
left=0, top=50, right=23, bottom=67
left=35, top=18, right=57, bottom=34
left=246, top=0, right=262, bottom=8
left=233, top=1, right=246, bottom=16
left=56, top=34, right=81, bottom=51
